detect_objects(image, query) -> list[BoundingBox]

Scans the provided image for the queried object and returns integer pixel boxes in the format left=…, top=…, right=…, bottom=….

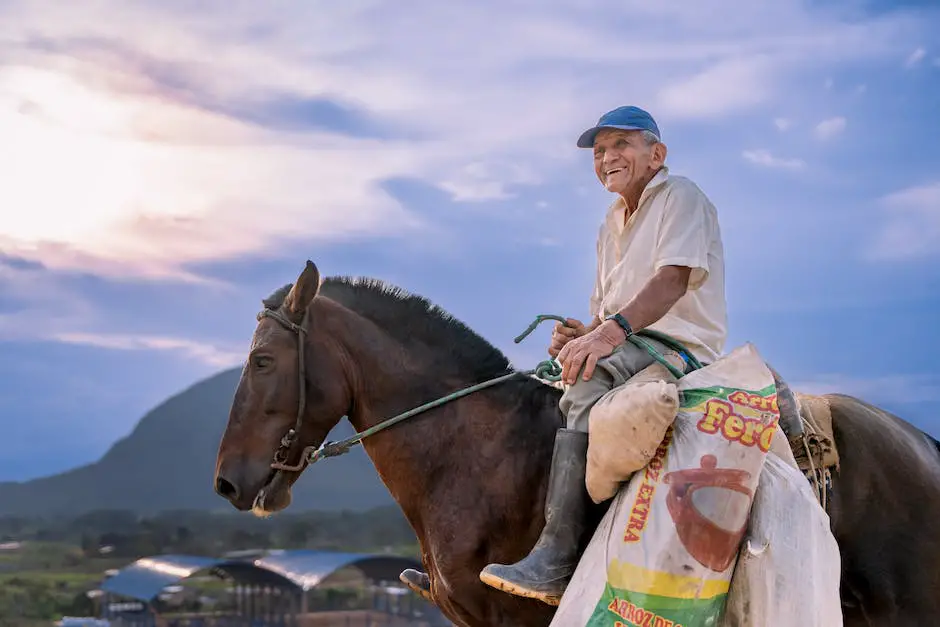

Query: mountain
left=0, top=368, right=394, bottom=516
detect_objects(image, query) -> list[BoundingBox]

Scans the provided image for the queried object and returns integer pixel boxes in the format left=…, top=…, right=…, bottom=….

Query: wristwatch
left=604, top=312, right=634, bottom=340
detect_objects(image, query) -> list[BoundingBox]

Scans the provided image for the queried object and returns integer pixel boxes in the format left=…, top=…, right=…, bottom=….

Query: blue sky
left=1, top=0, right=938, bottom=482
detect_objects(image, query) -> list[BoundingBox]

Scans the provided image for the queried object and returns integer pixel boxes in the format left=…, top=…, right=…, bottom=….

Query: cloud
left=773, top=117, right=792, bottom=131
left=741, top=149, right=805, bottom=170
left=50, top=332, right=245, bottom=368
left=0, top=0, right=931, bottom=285
left=0, top=69, right=428, bottom=282
left=905, top=47, right=927, bottom=67
left=0, top=257, right=245, bottom=368
left=437, top=161, right=540, bottom=202
left=655, top=56, right=777, bottom=119
left=869, top=181, right=940, bottom=260
left=0, top=260, right=99, bottom=341
left=813, top=116, right=847, bottom=140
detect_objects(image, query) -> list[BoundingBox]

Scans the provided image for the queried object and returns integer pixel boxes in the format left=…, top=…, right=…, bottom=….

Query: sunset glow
left=0, top=66, right=148, bottom=243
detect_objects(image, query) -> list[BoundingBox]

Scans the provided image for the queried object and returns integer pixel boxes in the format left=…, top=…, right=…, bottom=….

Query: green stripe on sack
left=587, top=582, right=728, bottom=627
left=679, top=382, right=777, bottom=409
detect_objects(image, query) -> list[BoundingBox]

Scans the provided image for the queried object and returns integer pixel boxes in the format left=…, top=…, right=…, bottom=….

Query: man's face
left=592, top=129, right=665, bottom=197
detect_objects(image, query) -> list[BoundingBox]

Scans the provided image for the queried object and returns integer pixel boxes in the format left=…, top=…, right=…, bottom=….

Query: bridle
left=255, top=305, right=313, bottom=474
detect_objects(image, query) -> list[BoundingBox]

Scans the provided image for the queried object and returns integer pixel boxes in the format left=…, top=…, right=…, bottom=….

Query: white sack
left=720, top=452, right=843, bottom=627
left=551, top=343, right=779, bottom=627
left=586, top=362, right=681, bottom=504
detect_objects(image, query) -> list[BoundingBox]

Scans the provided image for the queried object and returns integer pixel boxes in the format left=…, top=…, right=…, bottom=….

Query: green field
left=0, top=506, right=423, bottom=623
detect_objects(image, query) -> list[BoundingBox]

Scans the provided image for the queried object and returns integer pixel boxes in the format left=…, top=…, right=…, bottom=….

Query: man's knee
left=559, top=343, right=684, bottom=434
left=559, top=353, right=640, bottom=433
left=559, top=372, right=616, bottom=432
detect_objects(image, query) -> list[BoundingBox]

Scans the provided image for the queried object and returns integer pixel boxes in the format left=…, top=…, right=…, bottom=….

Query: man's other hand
left=548, top=318, right=586, bottom=357
left=557, top=320, right=626, bottom=385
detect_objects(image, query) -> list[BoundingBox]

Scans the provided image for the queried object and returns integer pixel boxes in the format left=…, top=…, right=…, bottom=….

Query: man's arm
left=557, top=181, right=717, bottom=383
left=588, top=228, right=605, bottom=332
left=587, top=315, right=604, bottom=332
left=600, top=265, right=690, bottom=340
left=558, top=269, right=689, bottom=383
left=603, top=181, right=716, bottom=340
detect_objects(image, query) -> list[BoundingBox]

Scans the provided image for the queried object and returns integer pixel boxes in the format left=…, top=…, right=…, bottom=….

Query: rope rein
left=262, top=308, right=832, bottom=512
left=268, top=313, right=699, bottom=472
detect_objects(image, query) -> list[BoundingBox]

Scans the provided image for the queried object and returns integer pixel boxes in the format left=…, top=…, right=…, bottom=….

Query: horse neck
left=327, top=307, right=559, bottom=527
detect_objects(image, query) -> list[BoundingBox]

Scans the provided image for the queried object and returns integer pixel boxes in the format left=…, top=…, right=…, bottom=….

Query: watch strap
left=605, top=312, right=634, bottom=339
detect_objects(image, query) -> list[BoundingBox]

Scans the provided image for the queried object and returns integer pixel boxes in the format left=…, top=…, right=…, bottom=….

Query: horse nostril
left=215, top=475, right=240, bottom=501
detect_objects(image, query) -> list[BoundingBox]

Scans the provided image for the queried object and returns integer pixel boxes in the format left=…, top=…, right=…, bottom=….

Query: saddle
left=770, top=366, right=839, bottom=511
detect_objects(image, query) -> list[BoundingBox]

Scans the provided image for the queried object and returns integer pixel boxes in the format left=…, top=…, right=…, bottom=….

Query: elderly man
left=477, top=105, right=728, bottom=605
left=399, top=105, right=728, bottom=606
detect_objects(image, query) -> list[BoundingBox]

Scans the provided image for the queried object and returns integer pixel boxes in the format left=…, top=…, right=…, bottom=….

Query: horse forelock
left=262, top=283, right=293, bottom=311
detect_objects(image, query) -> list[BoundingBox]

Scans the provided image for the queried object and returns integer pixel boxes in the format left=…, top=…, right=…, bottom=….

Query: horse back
left=825, top=393, right=940, bottom=623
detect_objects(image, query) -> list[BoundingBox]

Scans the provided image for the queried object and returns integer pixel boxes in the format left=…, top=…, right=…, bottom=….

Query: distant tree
left=286, top=522, right=310, bottom=548
left=81, top=533, right=97, bottom=556
left=99, top=531, right=127, bottom=551
left=173, top=525, right=193, bottom=552
left=228, top=528, right=255, bottom=549
left=64, top=590, right=95, bottom=617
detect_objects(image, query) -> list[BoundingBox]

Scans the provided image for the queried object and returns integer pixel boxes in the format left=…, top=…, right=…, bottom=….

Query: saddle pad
left=792, top=393, right=840, bottom=472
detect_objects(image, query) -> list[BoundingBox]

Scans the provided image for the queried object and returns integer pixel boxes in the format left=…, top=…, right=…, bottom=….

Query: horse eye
left=253, top=355, right=274, bottom=370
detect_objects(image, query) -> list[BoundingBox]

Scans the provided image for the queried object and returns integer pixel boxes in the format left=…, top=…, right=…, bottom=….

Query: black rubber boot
left=478, top=428, right=590, bottom=606
left=399, top=568, right=433, bottom=602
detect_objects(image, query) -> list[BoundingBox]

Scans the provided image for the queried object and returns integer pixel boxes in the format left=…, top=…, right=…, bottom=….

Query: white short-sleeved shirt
left=589, top=166, right=728, bottom=364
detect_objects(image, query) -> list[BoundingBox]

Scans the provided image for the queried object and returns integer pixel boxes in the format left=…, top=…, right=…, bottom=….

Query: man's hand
left=548, top=318, right=587, bottom=357
left=557, top=320, right=627, bottom=385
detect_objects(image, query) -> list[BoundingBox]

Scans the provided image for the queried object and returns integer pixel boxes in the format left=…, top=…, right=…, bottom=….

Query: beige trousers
left=558, top=337, right=685, bottom=433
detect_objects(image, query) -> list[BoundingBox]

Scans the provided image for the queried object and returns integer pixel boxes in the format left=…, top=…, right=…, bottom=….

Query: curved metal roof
left=100, top=550, right=422, bottom=602
left=251, top=549, right=420, bottom=591
left=100, top=554, right=223, bottom=603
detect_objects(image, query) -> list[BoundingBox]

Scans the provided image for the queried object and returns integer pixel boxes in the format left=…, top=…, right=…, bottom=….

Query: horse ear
left=284, top=260, right=321, bottom=323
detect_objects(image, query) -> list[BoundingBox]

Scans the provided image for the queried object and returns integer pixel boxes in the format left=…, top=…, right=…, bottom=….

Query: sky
left=1, top=0, right=938, bottom=482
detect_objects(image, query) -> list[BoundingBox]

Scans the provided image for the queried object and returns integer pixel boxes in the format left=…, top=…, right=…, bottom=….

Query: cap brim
left=576, top=124, right=648, bottom=148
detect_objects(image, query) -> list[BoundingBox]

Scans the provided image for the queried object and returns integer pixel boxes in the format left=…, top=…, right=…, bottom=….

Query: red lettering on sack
left=623, top=426, right=674, bottom=543
left=608, top=597, right=683, bottom=626
left=728, top=390, right=778, bottom=412
left=696, top=399, right=778, bottom=452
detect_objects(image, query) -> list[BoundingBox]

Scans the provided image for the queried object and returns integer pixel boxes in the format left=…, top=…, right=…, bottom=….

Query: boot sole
left=399, top=572, right=434, bottom=603
left=479, top=571, right=562, bottom=606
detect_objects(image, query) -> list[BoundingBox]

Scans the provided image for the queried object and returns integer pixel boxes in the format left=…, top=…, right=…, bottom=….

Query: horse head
left=213, top=260, right=351, bottom=516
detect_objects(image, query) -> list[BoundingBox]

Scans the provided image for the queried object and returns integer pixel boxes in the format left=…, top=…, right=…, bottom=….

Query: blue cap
left=577, top=105, right=660, bottom=148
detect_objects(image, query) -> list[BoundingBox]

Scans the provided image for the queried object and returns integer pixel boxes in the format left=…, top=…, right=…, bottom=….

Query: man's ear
left=651, top=141, right=668, bottom=168
left=283, top=260, right=321, bottom=324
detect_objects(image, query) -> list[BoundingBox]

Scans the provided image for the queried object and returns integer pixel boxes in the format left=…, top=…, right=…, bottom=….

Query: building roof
left=100, top=554, right=222, bottom=603
left=100, top=550, right=421, bottom=602
left=251, top=549, right=420, bottom=591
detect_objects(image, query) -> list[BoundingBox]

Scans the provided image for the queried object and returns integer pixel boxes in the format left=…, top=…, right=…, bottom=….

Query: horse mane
left=263, top=276, right=557, bottom=390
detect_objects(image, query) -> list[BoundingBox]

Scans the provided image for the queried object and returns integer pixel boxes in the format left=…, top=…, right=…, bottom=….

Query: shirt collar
left=605, top=166, right=670, bottom=234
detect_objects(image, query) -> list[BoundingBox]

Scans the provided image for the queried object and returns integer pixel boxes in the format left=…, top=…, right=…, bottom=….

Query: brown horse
left=213, top=260, right=940, bottom=627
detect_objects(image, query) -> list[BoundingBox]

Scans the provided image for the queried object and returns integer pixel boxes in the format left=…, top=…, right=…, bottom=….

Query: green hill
left=0, top=368, right=394, bottom=516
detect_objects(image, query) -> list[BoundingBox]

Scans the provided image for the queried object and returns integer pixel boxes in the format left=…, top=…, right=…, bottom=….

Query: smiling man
left=477, top=105, right=729, bottom=605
